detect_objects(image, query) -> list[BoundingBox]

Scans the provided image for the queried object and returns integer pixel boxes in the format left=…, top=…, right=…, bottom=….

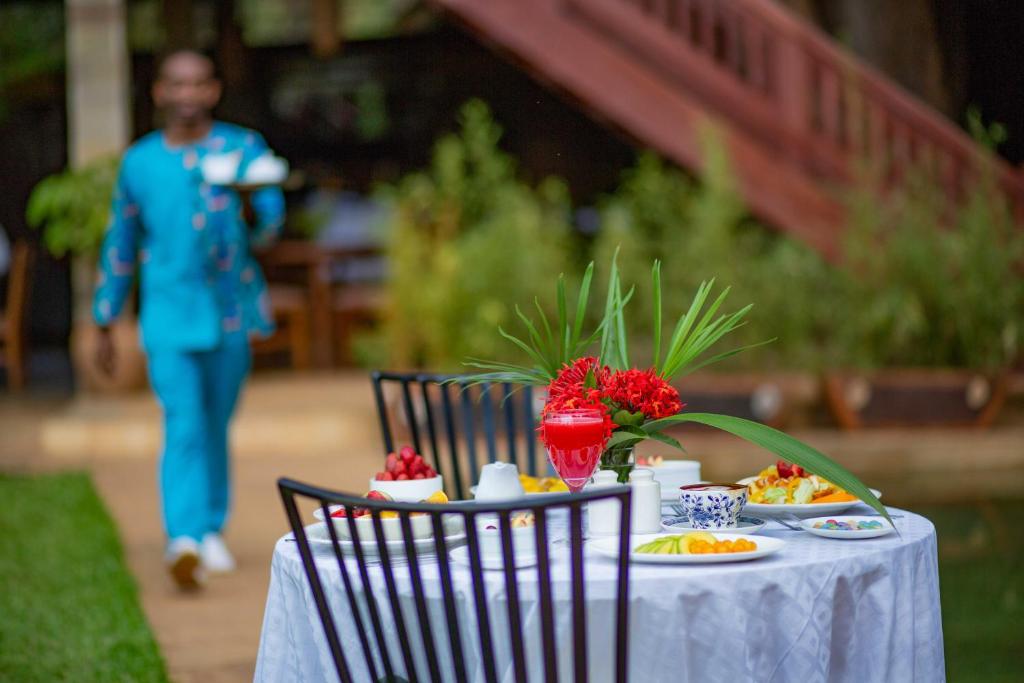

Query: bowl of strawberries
left=370, top=445, right=444, bottom=502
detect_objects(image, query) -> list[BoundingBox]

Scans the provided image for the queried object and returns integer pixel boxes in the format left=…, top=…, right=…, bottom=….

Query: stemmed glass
left=541, top=408, right=608, bottom=493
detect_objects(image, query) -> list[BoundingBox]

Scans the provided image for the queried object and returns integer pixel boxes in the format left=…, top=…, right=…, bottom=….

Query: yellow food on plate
left=423, top=490, right=449, bottom=504
left=519, top=474, right=570, bottom=493
left=634, top=532, right=755, bottom=555
left=745, top=462, right=849, bottom=505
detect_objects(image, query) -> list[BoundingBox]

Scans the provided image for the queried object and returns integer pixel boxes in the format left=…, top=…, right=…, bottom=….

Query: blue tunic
left=93, top=121, right=285, bottom=350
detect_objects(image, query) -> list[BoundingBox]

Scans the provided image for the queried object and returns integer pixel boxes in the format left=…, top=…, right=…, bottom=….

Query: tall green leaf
left=652, top=260, right=662, bottom=369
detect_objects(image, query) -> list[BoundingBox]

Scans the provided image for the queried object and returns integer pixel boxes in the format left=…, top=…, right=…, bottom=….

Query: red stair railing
left=563, top=0, right=1024, bottom=213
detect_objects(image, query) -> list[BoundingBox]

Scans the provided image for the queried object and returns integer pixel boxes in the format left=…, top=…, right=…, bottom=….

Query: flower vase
left=600, top=445, right=635, bottom=483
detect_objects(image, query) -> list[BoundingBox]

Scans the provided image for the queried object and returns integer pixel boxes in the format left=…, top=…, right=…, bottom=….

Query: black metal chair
left=371, top=371, right=543, bottom=500
left=279, top=477, right=633, bottom=683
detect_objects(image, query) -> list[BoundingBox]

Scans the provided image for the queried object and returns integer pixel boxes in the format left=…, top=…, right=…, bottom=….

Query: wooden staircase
left=428, top=0, right=1024, bottom=258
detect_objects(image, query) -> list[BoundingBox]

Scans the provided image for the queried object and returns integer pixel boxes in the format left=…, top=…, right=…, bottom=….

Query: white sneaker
left=200, top=533, right=236, bottom=574
left=166, top=537, right=204, bottom=590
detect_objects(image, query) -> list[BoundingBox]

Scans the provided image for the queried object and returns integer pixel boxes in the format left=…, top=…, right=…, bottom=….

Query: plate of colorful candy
left=799, top=515, right=895, bottom=539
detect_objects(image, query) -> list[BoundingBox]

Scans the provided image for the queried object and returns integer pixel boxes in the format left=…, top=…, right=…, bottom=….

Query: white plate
left=799, top=515, right=895, bottom=539
left=590, top=533, right=784, bottom=564
left=661, top=515, right=767, bottom=535
left=301, top=522, right=465, bottom=557
left=738, top=480, right=883, bottom=518
left=469, top=486, right=563, bottom=498
left=449, top=544, right=537, bottom=570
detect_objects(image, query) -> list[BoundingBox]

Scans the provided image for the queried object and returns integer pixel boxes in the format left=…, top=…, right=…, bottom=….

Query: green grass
left=914, top=500, right=1024, bottom=683
left=0, top=472, right=168, bottom=682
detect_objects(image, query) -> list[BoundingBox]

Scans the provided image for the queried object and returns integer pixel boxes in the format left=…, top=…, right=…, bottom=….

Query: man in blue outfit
left=94, top=50, right=284, bottom=589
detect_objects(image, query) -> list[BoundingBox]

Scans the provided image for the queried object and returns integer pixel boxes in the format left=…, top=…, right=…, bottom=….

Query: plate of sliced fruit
left=738, top=460, right=882, bottom=518
left=590, top=532, right=784, bottom=564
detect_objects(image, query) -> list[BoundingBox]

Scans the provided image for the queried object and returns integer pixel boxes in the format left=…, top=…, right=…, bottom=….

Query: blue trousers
left=147, top=337, right=250, bottom=542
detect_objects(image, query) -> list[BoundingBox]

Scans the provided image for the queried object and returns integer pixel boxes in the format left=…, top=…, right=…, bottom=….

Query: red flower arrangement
left=602, top=367, right=684, bottom=421
left=541, top=358, right=686, bottom=478
left=463, top=258, right=890, bottom=521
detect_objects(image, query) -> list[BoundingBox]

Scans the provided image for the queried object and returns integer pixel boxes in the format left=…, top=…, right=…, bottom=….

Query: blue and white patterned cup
left=679, top=483, right=748, bottom=529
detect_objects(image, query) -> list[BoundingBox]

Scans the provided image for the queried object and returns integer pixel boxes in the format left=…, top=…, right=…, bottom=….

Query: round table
left=255, top=508, right=944, bottom=682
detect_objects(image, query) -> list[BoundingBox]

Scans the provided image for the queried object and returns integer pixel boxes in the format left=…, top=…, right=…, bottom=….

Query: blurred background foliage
left=368, top=100, right=573, bottom=370
left=26, top=157, right=120, bottom=258
left=0, top=3, right=64, bottom=123
left=373, top=101, right=1023, bottom=374
left=841, top=164, right=1022, bottom=371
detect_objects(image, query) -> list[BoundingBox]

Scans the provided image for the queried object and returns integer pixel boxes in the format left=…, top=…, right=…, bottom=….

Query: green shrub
left=26, top=156, right=119, bottom=257
left=373, top=100, right=574, bottom=370
left=839, top=165, right=1023, bottom=370
left=592, top=133, right=838, bottom=371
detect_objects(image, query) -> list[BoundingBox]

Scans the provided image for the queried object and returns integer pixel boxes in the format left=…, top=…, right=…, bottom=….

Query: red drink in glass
left=542, top=409, right=608, bottom=493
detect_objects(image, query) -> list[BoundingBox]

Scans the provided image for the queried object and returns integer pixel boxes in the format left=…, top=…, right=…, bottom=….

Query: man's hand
left=95, top=326, right=116, bottom=377
left=236, top=188, right=256, bottom=226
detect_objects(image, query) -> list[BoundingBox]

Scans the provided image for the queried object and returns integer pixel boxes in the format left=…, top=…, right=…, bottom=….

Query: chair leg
left=6, top=340, right=25, bottom=391
left=288, top=310, right=312, bottom=370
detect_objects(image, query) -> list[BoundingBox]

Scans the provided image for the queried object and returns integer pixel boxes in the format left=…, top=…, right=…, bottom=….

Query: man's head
left=152, top=50, right=220, bottom=126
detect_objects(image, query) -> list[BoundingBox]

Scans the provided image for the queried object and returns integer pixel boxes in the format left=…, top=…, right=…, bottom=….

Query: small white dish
left=799, top=515, right=895, bottom=539
left=469, top=485, right=561, bottom=499
left=661, top=515, right=767, bottom=535
left=200, top=151, right=242, bottom=185
left=590, top=533, right=784, bottom=564
left=243, top=153, right=288, bottom=185
left=301, top=522, right=466, bottom=558
left=368, top=475, right=444, bottom=502
left=449, top=544, right=537, bottom=570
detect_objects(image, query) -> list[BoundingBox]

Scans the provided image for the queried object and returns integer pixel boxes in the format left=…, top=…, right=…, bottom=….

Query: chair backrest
left=279, top=477, right=633, bottom=683
left=2, top=242, right=32, bottom=337
left=371, top=371, right=542, bottom=500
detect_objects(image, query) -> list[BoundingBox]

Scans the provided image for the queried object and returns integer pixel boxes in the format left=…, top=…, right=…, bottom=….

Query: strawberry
left=400, top=445, right=415, bottom=460
left=330, top=507, right=347, bottom=518
left=413, top=472, right=424, bottom=479
left=366, top=490, right=393, bottom=501
left=775, top=460, right=805, bottom=479
left=377, top=471, right=394, bottom=481
left=385, top=453, right=398, bottom=473
left=396, top=473, right=409, bottom=481
left=393, top=461, right=407, bottom=476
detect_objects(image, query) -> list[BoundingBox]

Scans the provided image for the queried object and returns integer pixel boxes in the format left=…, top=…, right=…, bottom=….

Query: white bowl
left=368, top=475, right=444, bottom=502
left=475, top=518, right=537, bottom=559
left=649, top=460, right=702, bottom=500
left=324, top=512, right=433, bottom=543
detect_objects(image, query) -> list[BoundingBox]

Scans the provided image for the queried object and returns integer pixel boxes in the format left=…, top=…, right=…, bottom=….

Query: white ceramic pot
left=367, top=475, right=444, bottom=502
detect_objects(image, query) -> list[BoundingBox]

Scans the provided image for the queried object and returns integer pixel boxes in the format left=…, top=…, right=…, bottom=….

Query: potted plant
left=26, top=156, right=147, bottom=392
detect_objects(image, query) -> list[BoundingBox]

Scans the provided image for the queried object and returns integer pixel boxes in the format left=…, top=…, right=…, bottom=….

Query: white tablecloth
left=255, top=508, right=944, bottom=683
